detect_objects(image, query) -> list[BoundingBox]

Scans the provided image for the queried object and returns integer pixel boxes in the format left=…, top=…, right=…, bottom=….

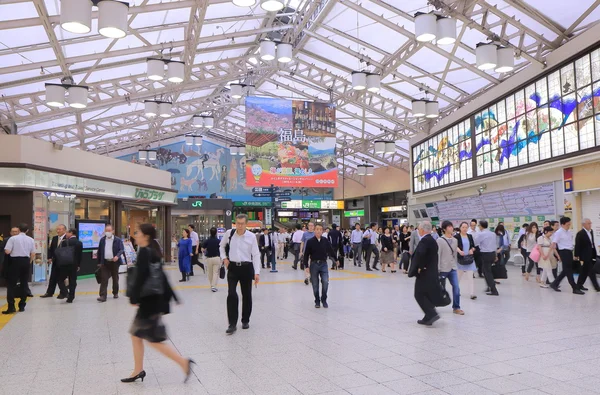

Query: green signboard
left=233, top=201, right=271, bottom=207
left=513, top=217, right=520, bottom=222
left=135, top=188, right=165, bottom=201
left=344, top=209, right=364, bottom=217
left=498, top=217, right=504, bottom=223
left=489, top=218, right=495, bottom=223
left=525, top=216, right=533, bottom=222
left=537, top=215, right=546, bottom=221
left=302, top=200, right=320, bottom=209
left=191, top=200, right=203, bottom=208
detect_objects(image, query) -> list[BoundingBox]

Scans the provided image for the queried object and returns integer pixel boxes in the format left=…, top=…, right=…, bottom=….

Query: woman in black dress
left=399, top=225, right=412, bottom=273
left=122, top=223, right=194, bottom=383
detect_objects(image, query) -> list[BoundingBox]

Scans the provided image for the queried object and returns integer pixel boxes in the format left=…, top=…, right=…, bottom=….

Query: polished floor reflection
left=1, top=260, right=599, bottom=395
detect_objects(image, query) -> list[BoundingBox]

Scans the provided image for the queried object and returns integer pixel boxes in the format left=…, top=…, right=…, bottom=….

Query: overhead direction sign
left=275, top=197, right=292, bottom=202
left=252, top=193, right=272, bottom=198
left=252, top=187, right=273, bottom=193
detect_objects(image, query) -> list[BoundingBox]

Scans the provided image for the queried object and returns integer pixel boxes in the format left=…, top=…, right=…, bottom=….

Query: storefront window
left=75, top=198, right=112, bottom=221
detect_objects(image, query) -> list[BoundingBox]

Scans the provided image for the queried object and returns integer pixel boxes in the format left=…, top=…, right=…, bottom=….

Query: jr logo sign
left=135, top=188, right=165, bottom=201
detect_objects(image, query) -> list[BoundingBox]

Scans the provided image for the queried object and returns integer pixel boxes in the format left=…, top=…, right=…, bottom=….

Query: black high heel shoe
left=121, top=370, right=146, bottom=383
left=184, top=359, right=196, bottom=383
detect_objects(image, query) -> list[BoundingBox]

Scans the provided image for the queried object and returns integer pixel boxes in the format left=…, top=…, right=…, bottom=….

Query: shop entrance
left=171, top=211, right=225, bottom=243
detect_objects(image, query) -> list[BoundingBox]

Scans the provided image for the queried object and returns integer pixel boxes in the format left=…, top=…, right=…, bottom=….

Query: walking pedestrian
left=303, top=224, right=338, bottom=308
left=177, top=229, right=192, bottom=282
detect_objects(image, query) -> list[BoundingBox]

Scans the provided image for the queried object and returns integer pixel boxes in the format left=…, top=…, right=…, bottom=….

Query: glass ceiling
left=1, top=0, right=599, bottom=177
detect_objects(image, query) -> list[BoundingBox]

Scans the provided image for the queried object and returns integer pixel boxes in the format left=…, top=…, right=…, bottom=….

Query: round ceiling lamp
left=436, top=16, right=456, bottom=45
left=230, top=83, right=244, bottom=99
left=166, top=61, right=185, bottom=83
left=411, top=99, right=427, bottom=118
left=426, top=100, right=439, bottom=118
left=185, top=135, right=194, bottom=145
left=194, top=135, right=203, bottom=146
left=351, top=71, right=367, bottom=90
left=232, top=0, right=257, bottom=6
left=192, top=115, right=204, bottom=127
left=414, top=12, right=437, bottom=42
left=97, top=0, right=129, bottom=39
left=138, top=150, right=147, bottom=161
left=148, top=150, right=157, bottom=161
left=476, top=42, right=498, bottom=71
left=495, top=46, right=514, bottom=73
left=230, top=146, right=239, bottom=155
left=238, top=146, right=246, bottom=156
left=374, top=140, right=386, bottom=154
left=203, top=116, right=214, bottom=129
left=260, top=0, right=284, bottom=12
left=67, top=85, right=88, bottom=109
left=146, top=58, right=165, bottom=81
left=366, top=73, right=381, bottom=93
left=366, top=164, right=374, bottom=176
left=277, top=43, right=293, bottom=63
left=45, top=84, right=66, bottom=107
left=60, top=0, right=92, bottom=34
left=385, top=141, right=395, bottom=154
left=159, top=101, right=172, bottom=118
left=260, top=40, right=276, bottom=61
left=144, top=100, right=159, bottom=117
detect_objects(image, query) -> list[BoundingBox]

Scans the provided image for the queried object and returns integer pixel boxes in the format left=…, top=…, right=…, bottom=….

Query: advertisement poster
left=78, top=222, right=106, bottom=249
left=245, top=97, right=338, bottom=187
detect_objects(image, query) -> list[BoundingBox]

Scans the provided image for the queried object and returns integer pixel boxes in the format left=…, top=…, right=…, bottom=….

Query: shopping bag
left=529, top=244, right=541, bottom=263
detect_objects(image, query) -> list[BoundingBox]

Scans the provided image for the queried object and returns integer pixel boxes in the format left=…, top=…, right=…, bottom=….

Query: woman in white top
left=524, top=222, right=540, bottom=282
left=538, top=226, right=559, bottom=288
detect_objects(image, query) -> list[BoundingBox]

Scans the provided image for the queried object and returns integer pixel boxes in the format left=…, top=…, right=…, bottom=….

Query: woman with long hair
left=380, top=227, right=396, bottom=273
left=455, top=222, right=477, bottom=300
left=178, top=229, right=193, bottom=282
left=524, top=222, right=541, bottom=282
left=123, top=223, right=194, bottom=384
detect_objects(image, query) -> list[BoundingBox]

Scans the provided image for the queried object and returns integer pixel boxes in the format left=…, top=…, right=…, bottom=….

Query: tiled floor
left=1, top=259, right=600, bottom=395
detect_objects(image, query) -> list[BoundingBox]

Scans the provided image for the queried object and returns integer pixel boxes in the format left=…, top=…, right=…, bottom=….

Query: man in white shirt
left=220, top=214, right=261, bottom=334
left=363, top=222, right=380, bottom=271
left=350, top=223, right=364, bottom=267
left=188, top=224, right=205, bottom=275
left=3, top=223, right=35, bottom=314
left=551, top=217, right=584, bottom=294
left=467, top=219, right=479, bottom=235
left=291, top=224, right=304, bottom=270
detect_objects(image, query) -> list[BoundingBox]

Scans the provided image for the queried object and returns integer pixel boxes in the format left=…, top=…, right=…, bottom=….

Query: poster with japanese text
left=245, top=97, right=338, bottom=187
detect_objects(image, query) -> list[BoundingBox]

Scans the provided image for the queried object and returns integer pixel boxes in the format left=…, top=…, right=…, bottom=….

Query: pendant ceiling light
left=385, top=141, right=395, bottom=154
left=67, top=85, right=89, bottom=109
left=230, top=83, right=244, bottom=99
left=138, top=148, right=157, bottom=161
left=374, top=140, right=386, bottom=154
left=351, top=71, right=367, bottom=90
left=203, top=115, right=214, bottom=129
left=192, top=115, right=214, bottom=128
left=277, top=43, right=293, bottom=63
left=158, top=101, right=172, bottom=118
left=436, top=16, right=456, bottom=45
left=45, top=84, right=66, bottom=107
left=144, top=100, right=159, bottom=117
left=60, top=0, right=92, bottom=34
left=185, top=135, right=194, bottom=145
left=166, top=60, right=185, bottom=83
left=148, top=150, right=157, bottom=161
left=230, top=146, right=239, bottom=155
left=366, top=73, right=381, bottom=93
left=411, top=99, right=427, bottom=117
left=194, top=136, right=203, bottom=146
left=245, top=84, right=256, bottom=96
left=425, top=100, right=439, bottom=118
left=357, top=164, right=366, bottom=176
left=232, top=0, right=256, bottom=6
left=192, top=115, right=204, bottom=127
left=260, top=0, right=284, bottom=12
left=476, top=42, right=497, bottom=71
left=97, top=0, right=129, bottom=39
left=495, top=46, right=514, bottom=73
left=238, top=146, right=246, bottom=156
left=260, top=40, right=276, bottom=61
left=138, top=150, right=147, bottom=161
left=146, top=58, right=165, bottom=81
left=366, top=164, right=374, bottom=176
left=414, top=12, right=437, bottom=42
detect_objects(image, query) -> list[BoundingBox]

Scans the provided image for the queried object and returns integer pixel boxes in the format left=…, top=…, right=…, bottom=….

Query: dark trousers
left=283, top=244, right=289, bottom=259
left=260, top=248, right=272, bottom=268
left=58, top=264, right=78, bottom=300
left=292, top=245, right=301, bottom=269
left=553, top=249, right=577, bottom=290
left=414, top=272, right=437, bottom=320
left=526, top=255, right=541, bottom=275
left=474, top=251, right=483, bottom=277
left=521, top=249, right=528, bottom=273
left=6, top=257, right=30, bottom=309
left=481, top=252, right=498, bottom=294
left=99, top=260, right=119, bottom=298
left=577, top=258, right=600, bottom=290
left=310, top=261, right=329, bottom=303
left=365, top=244, right=379, bottom=269
left=45, top=262, right=68, bottom=296
left=190, top=249, right=204, bottom=274
left=227, top=263, right=254, bottom=326
left=329, top=246, right=339, bottom=269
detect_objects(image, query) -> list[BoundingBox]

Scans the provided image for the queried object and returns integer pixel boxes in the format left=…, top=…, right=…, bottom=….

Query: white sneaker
left=540, top=284, right=549, bottom=288
left=211, top=287, right=218, bottom=292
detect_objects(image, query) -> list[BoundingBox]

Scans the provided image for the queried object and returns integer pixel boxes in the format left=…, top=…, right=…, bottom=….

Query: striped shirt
left=4, top=233, right=35, bottom=258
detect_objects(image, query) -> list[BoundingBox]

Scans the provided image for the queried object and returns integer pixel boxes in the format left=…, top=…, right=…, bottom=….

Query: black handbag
left=492, top=262, right=508, bottom=279
left=458, top=254, right=474, bottom=265
left=141, top=261, right=164, bottom=297
left=219, top=264, right=226, bottom=279
left=348, top=249, right=354, bottom=259
left=54, top=245, right=75, bottom=266
left=594, top=260, right=600, bottom=274
left=94, top=267, right=102, bottom=284
left=435, top=280, right=452, bottom=307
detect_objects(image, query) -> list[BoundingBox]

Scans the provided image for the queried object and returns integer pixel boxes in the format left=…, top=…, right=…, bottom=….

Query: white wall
left=0, top=135, right=172, bottom=189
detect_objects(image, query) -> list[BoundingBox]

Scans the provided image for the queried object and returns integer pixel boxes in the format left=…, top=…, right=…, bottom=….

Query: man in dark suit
left=57, top=228, right=83, bottom=303
left=327, top=224, right=342, bottom=270
left=575, top=218, right=599, bottom=292
left=259, top=228, right=273, bottom=269
left=412, top=221, right=440, bottom=326
left=40, top=224, right=68, bottom=299
left=96, top=224, right=125, bottom=302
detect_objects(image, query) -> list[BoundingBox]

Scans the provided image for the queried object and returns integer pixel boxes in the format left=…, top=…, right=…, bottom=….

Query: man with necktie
left=551, top=217, right=584, bottom=295
left=575, top=218, right=599, bottom=292
left=259, top=228, right=273, bottom=269
left=40, top=224, right=68, bottom=299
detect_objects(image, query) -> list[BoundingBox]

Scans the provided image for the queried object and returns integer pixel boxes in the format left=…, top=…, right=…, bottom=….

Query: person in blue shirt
left=300, top=222, right=315, bottom=285
left=177, top=229, right=193, bottom=282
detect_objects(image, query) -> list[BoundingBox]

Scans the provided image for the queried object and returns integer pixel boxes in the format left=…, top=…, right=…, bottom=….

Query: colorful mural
left=118, top=139, right=334, bottom=201
left=413, top=47, right=600, bottom=193
left=412, top=120, right=473, bottom=192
